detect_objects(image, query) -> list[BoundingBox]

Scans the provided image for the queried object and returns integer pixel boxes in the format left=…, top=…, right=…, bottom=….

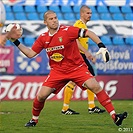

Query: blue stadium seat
left=109, top=6, right=121, bottom=13
left=24, top=6, right=36, bottom=13
left=4, top=5, right=12, bottom=12
left=49, top=6, right=60, bottom=13
left=24, top=37, right=35, bottom=47
left=125, top=37, right=133, bottom=45
left=97, top=6, right=109, bottom=13
left=64, top=13, right=76, bottom=20
left=89, top=6, right=97, bottom=13
left=100, top=36, right=112, bottom=45
left=75, top=13, right=80, bottom=19
left=39, top=13, right=44, bottom=20
left=12, top=5, right=24, bottom=12
left=112, top=36, right=125, bottom=45
left=124, top=13, right=133, bottom=20
left=6, top=12, right=15, bottom=20
left=73, top=5, right=81, bottom=13
left=89, top=39, right=96, bottom=46
left=100, top=13, right=112, bottom=20
left=56, top=13, right=64, bottom=20
left=91, top=13, right=100, bottom=20
left=74, top=6, right=97, bottom=14
left=6, top=40, right=12, bottom=46
left=112, top=13, right=124, bottom=20
left=19, top=38, right=24, bottom=44
left=37, top=5, right=48, bottom=13
left=121, top=6, right=132, bottom=13
left=15, top=13, right=27, bottom=20
left=6, top=38, right=23, bottom=46
left=61, top=6, right=73, bottom=13
left=27, top=13, right=39, bottom=20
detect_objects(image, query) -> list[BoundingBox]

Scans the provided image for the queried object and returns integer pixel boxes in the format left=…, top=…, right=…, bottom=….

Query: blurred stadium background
left=0, top=0, right=133, bottom=101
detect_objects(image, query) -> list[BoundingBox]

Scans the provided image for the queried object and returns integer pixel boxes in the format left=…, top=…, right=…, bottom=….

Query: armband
left=78, top=29, right=87, bottom=38
left=13, top=39, right=20, bottom=47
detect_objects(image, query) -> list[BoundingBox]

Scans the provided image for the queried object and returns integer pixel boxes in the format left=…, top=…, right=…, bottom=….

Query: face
left=44, top=13, right=59, bottom=30
left=81, top=8, right=92, bottom=22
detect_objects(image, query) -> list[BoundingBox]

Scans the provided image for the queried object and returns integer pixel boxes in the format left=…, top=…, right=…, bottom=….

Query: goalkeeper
left=8, top=10, right=127, bottom=127
left=61, top=5, right=107, bottom=115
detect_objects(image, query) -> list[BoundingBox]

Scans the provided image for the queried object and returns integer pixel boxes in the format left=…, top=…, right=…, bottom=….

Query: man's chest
left=45, top=34, right=70, bottom=52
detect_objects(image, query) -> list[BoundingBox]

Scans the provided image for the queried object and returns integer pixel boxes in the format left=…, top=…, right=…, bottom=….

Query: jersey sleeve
left=32, top=35, right=44, bottom=54
left=67, top=26, right=80, bottom=40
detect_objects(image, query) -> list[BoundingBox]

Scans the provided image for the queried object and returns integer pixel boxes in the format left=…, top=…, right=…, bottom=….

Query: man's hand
left=96, top=48, right=111, bottom=62
left=7, top=26, right=22, bottom=42
left=91, top=56, right=96, bottom=64
left=85, top=51, right=96, bottom=64
left=0, top=34, right=8, bottom=46
left=0, top=27, right=22, bottom=46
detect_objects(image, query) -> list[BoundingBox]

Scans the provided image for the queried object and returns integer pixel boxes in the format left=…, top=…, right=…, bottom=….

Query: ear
left=44, top=21, right=47, bottom=25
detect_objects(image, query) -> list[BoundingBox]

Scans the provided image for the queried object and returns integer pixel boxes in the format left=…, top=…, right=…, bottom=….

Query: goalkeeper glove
left=96, top=42, right=111, bottom=62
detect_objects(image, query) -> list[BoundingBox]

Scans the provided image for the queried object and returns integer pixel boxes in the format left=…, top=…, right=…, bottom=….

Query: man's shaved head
left=80, top=5, right=91, bottom=13
left=80, top=5, right=92, bottom=23
left=43, top=10, right=56, bottom=21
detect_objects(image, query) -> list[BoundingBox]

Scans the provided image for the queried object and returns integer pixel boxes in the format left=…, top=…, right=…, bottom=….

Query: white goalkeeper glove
left=96, top=43, right=111, bottom=62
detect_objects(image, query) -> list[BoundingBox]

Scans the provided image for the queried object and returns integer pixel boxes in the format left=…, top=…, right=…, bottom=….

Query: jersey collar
left=48, top=25, right=60, bottom=36
left=80, top=19, right=86, bottom=25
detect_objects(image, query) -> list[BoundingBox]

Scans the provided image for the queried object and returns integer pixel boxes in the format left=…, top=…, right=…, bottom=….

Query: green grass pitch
left=0, top=100, right=133, bottom=133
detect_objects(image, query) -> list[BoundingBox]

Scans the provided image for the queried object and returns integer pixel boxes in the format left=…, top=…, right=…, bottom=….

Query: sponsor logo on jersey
left=50, top=53, right=64, bottom=62
left=46, top=45, right=64, bottom=52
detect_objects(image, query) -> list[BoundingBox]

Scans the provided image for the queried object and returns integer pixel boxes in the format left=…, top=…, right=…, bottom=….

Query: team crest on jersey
left=50, top=53, right=64, bottom=62
left=58, top=37, right=62, bottom=42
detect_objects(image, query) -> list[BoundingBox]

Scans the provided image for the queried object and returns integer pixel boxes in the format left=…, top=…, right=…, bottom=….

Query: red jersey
left=32, top=25, right=86, bottom=73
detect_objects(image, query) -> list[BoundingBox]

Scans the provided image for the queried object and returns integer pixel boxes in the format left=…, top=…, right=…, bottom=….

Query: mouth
left=53, top=23, right=58, bottom=26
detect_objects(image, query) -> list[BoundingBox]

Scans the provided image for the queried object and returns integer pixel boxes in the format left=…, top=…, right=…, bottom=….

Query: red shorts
left=43, top=64, right=93, bottom=94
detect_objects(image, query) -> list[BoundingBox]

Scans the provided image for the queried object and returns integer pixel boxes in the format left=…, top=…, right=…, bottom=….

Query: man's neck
left=49, top=26, right=59, bottom=36
left=80, top=18, right=87, bottom=24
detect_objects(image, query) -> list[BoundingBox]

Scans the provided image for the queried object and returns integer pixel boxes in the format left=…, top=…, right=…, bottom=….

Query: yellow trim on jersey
left=74, top=20, right=89, bottom=54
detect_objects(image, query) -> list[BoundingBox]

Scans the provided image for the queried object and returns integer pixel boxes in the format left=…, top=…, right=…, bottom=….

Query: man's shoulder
left=40, top=32, right=48, bottom=37
left=59, top=25, right=73, bottom=31
left=36, top=32, right=49, bottom=41
left=74, top=20, right=83, bottom=26
left=60, top=25, right=70, bottom=29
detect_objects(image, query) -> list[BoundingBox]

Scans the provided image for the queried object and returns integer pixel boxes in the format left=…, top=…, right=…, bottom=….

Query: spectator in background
left=0, top=0, right=21, bottom=46
left=61, top=5, right=105, bottom=115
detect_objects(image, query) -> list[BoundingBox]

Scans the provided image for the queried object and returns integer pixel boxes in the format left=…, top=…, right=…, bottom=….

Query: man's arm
left=0, top=33, right=37, bottom=58
left=76, top=39, right=96, bottom=63
left=0, top=26, right=22, bottom=46
left=17, top=43, right=37, bottom=58
left=79, top=29, right=111, bottom=62
left=84, top=30, right=101, bottom=44
left=0, top=33, right=8, bottom=46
